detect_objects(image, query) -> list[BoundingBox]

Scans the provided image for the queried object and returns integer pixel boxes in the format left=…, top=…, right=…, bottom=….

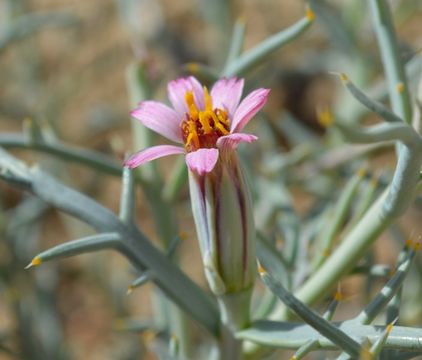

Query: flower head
left=126, top=76, right=269, bottom=328
left=125, top=76, right=270, bottom=175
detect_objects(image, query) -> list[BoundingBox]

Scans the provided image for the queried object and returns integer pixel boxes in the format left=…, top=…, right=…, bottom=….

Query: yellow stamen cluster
left=181, top=87, right=230, bottom=152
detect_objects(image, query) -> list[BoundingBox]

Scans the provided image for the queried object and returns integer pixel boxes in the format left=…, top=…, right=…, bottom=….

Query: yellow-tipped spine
left=257, top=262, right=266, bottom=275
left=396, top=82, right=405, bottom=93
left=339, top=73, right=349, bottom=83
left=317, top=107, right=335, bottom=128
left=126, top=286, right=134, bottom=295
left=25, top=256, right=42, bottom=269
left=306, top=6, right=315, bottom=21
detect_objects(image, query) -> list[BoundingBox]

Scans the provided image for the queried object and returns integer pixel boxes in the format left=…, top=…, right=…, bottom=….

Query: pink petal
left=131, top=101, right=182, bottom=143
left=231, top=88, right=270, bottom=133
left=216, top=133, right=258, bottom=152
left=167, top=76, right=205, bottom=116
left=185, top=148, right=219, bottom=176
left=124, top=145, right=185, bottom=169
left=210, top=78, right=244, bottom=117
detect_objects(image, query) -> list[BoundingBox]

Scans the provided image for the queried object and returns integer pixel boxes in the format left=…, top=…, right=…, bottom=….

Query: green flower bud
left=188, top=152, right=256, bottom=329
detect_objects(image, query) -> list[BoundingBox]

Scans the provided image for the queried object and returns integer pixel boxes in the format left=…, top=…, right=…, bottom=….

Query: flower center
left=181, top=87, right=230, bottom=152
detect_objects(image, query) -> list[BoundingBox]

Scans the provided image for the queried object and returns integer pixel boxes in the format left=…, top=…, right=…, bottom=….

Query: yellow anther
left=186, top=122, right=200, bottom=149
left=199, top=112, right=213, bottom=134
left=215, top=121, right=230, bottom=135
left=322, top=248, right=331, bottom=257
left=414, top=242, right=421, bottom=251
left=185, top=91, right=194, bottom=106
left=405, top=239, right=413, bottom=248
left=217, top=111, right=229, bottom=126
left=306, top=6, right=315, bottom=21
left=209, top=112, right=229, bottom=134
left=396, top=82, right=405, bottom=94
left=185, top=91, right=198, bottom=119
left=186, top=133, right=192, bottom=145
left=186, top=132, right=200, bottom=149
left=203, top=86, right=213, bottom=112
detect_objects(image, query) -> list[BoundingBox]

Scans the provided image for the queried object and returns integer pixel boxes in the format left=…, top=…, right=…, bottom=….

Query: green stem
left=369, top=0, right=412, bottom=123
left=0, top=149, right=220, bottom=335
left=223, top=11, right=313, bottom=77
left=218, top=289, right=253, bottom=332
left=223, top=18, right=246, bottom=71
left=220, top=325, right=243, bottom=360
left=271, top=191, right=393, bottom=320
left=313, top=169, right=365, bottom=270
left=239, top=320, right=422, bottom=352
left=0, top=133, right=122, bottom=176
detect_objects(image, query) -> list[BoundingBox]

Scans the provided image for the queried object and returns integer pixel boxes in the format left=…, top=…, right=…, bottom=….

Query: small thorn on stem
left=405, top=238, right=413, bottom=249
left=257, top=261, right=266, bottom=275
left=360, top=346, right=372, bottom=360
left=339, top=73, right=349, bottom=83
left=142, top=330, right=157, bottom=344
left=237, top=15, right=246, bottom=24
left=396, top=82, right=405, bottom=94
left=328, top=71, right=349, bottom=83
left=306, top=6, right=315, bottom=21
left=335, top=284, right=343, bottom=301
left=25, top=256, right=42, bottom=269
left=316, top=107, right=335, bottom=128
left=387, top=317, right=398, bottom=333
left=186, top=63, right=199, bottom=74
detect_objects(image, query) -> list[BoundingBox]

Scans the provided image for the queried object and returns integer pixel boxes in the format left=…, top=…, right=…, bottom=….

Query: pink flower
left=125, top=76, right=270, bottom=175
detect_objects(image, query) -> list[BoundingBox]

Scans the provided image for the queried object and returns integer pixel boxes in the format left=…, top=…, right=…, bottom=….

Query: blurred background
left=0, top=0, right=422, bottom=359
